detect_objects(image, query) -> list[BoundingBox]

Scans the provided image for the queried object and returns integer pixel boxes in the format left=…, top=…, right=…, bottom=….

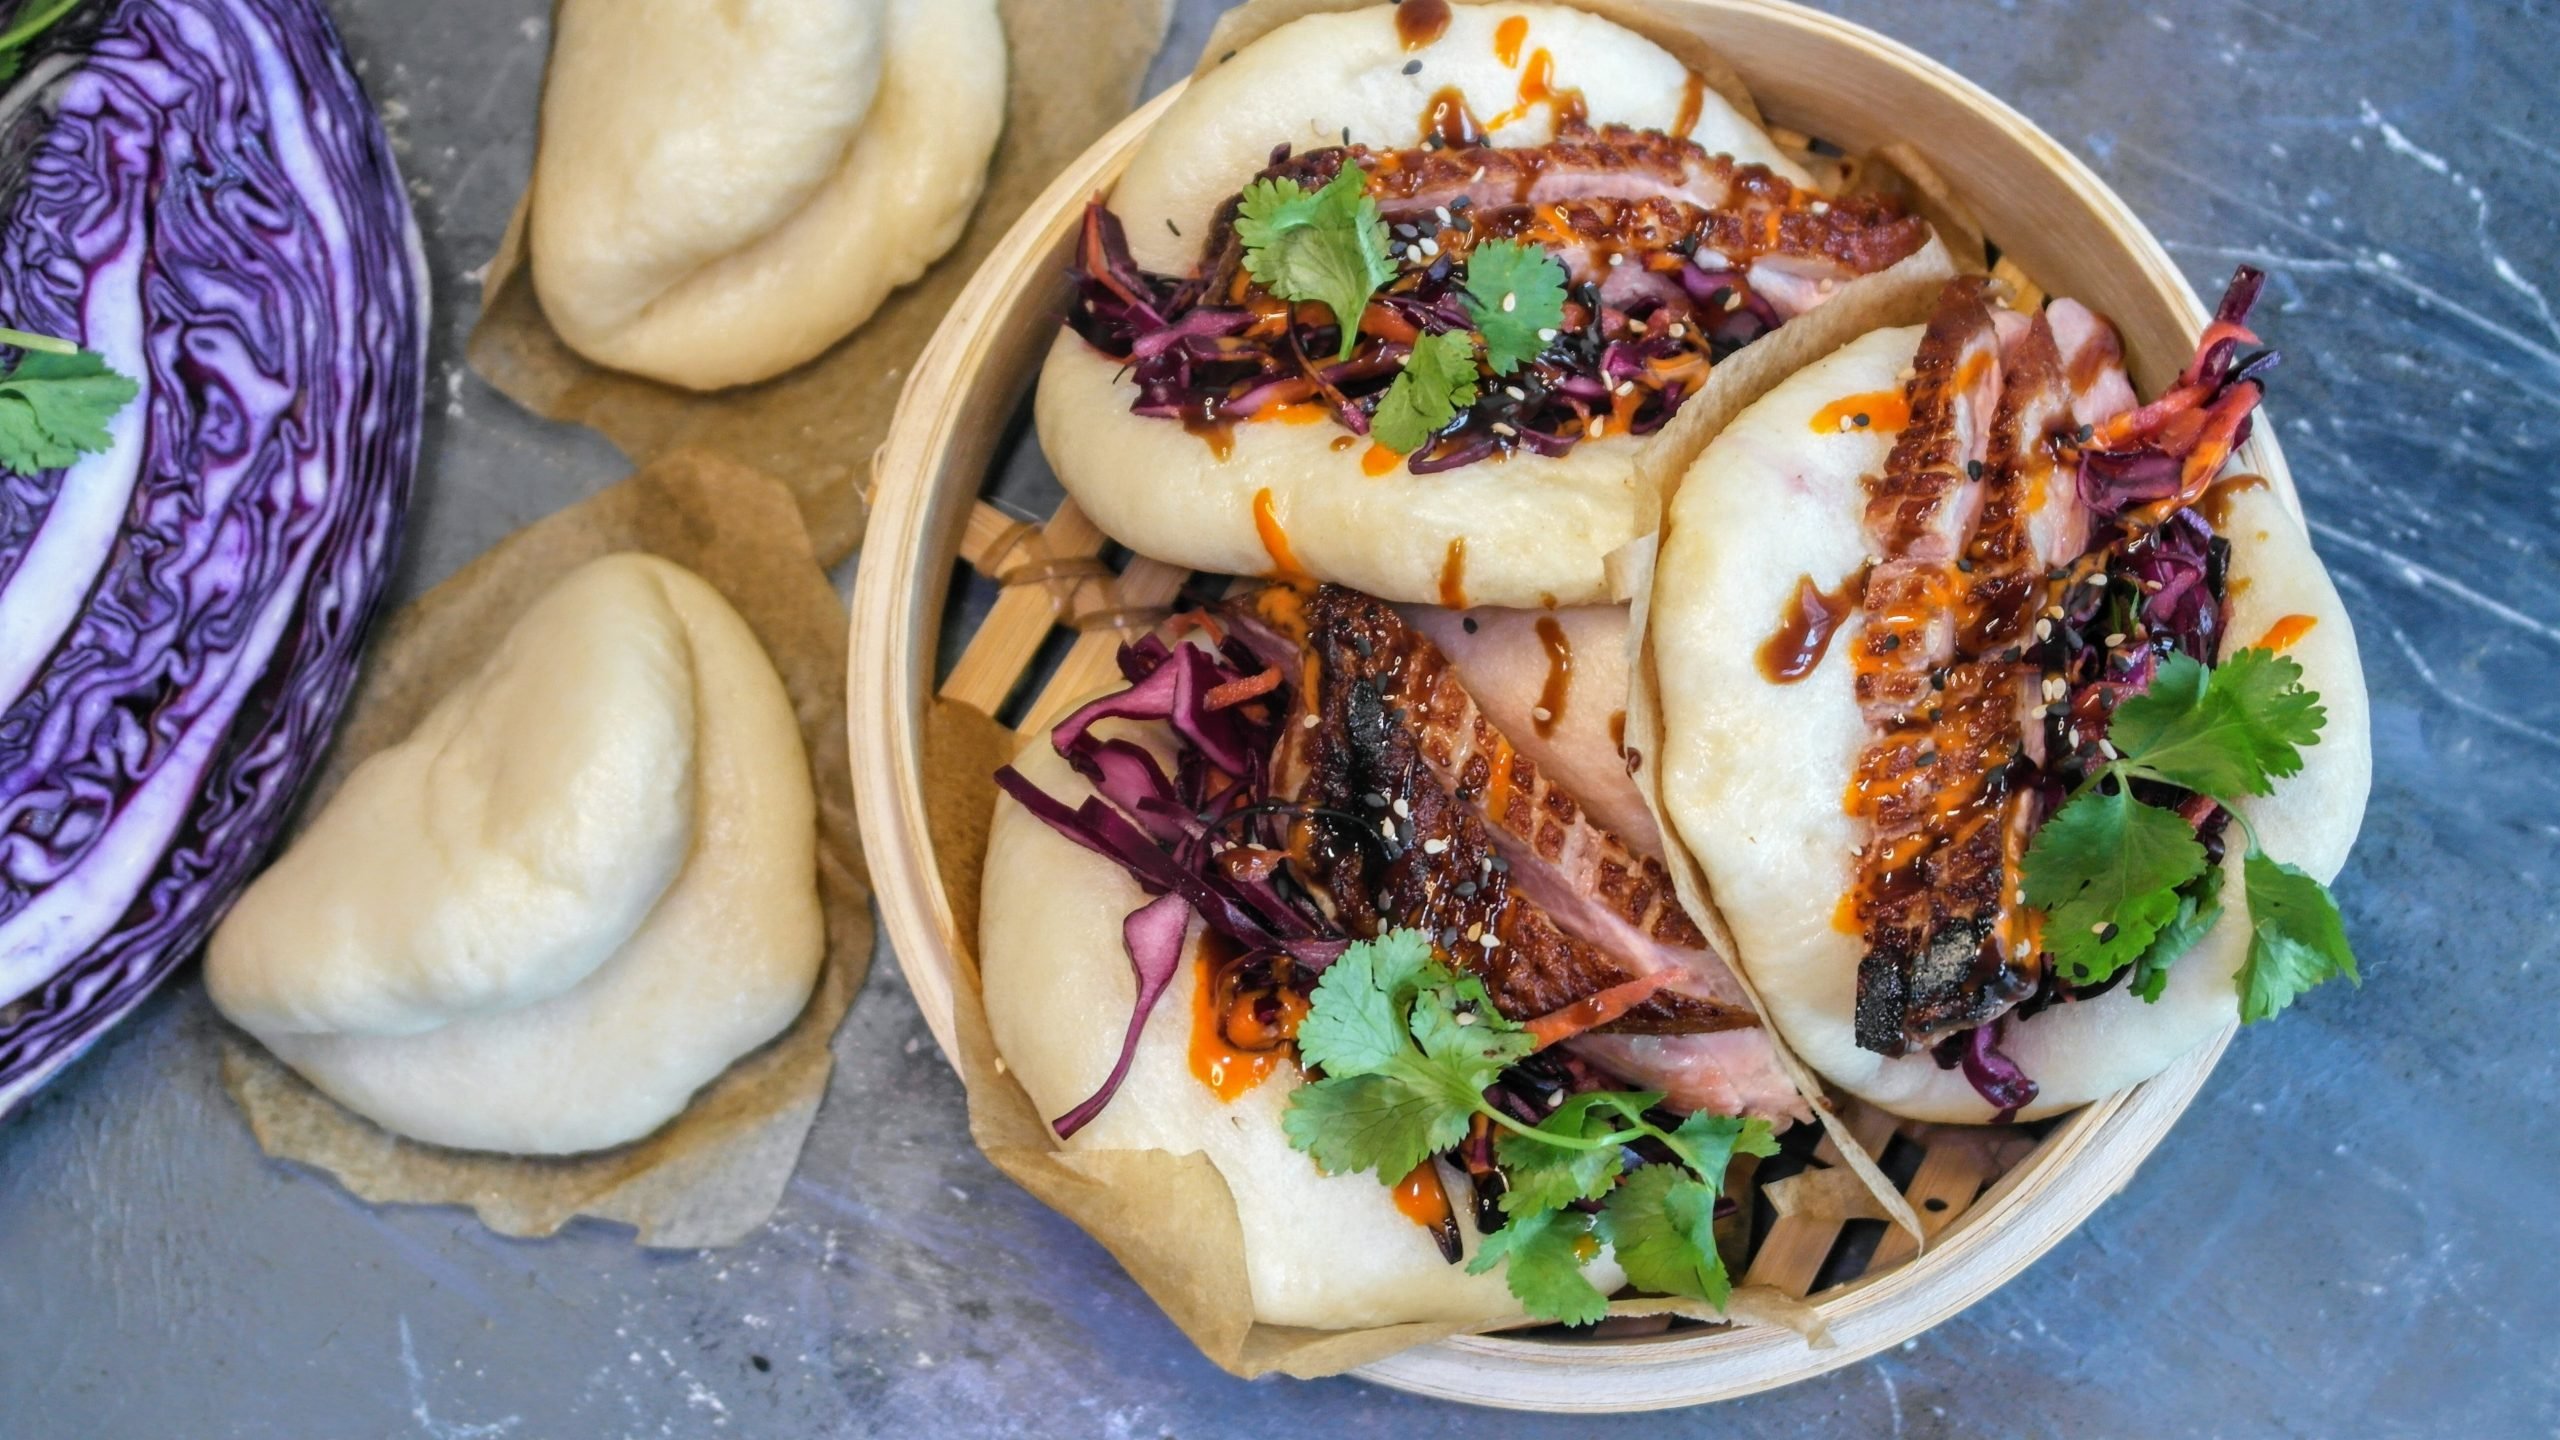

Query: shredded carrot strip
left=1523, top=970, right=1672, bottom=1049
left=1163, top=611, right=1227, bottom=645
left=1204, top=666, right=1282, bottom=710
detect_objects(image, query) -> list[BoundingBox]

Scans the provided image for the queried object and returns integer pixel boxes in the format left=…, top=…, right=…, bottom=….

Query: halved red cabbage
left=0, top=0, right=425, bottom=1115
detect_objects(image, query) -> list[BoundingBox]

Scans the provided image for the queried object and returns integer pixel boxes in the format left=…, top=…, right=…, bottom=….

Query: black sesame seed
left=1402, top=58, right=1422, bottom=74
left=1915, top=751, right=1938, bottom=767
left=1966, top=460, right=1984, bottom=480
left=1852, top=412, right=1870, bottom=428
left=1164, top=218, right=1180, bottom=237
left=1879, top=632, right=1902, bottom=651
left=1462, top=616, right=1479, bottom=633
left=750, top=1355, right=772, bottom=1373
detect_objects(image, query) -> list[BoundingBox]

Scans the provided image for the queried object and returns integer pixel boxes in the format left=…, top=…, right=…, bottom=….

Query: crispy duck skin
left=1273, top=587, right=1757, bottom=1035
left=1849, top=284, right=2096, bottom=1055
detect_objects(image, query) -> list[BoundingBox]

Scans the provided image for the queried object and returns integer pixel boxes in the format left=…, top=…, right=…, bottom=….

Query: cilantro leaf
left=1664, top=1111, right=1779, bottom=1190
left=1294, top=930, right=1438, bottom=1078
left=2129, top=863, right=2225, bottom=1003
left=0, top=348, right=140, bottom=475
left=2022, top=784, right=2209, bottom=985
left=2238, top=850, right=2359, bottom=1023
left=1234, top=166, right=1393, bottom=362
left=1492, top=1092, right=1652, bottom=1216
left=1596, top=1166, right=1732, bottom=1310
left=1280, top=1069, right=1474, bottom=1182
left=1466, top=1206, right=1609, bottom=1326
left=1370, top=329, right=1479, bottom=454
left=1462, top=238, right=1568, bottom=375
left=2111, top=650, right=2325, bottom=798
left=1409, top=983, right=1535, bottom=1086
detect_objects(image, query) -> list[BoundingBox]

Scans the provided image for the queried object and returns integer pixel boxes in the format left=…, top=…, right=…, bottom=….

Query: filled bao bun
left=1038, top=2, right=1945, bottom=609
left=1647, top=321, right=2370, bottom=1122
left=531, top=0, right=1004, bottom=391
left=981, top=730, right=1626, bottom=1329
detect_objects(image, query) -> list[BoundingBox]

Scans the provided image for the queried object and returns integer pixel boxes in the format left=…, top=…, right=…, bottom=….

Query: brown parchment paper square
left=465, top=0, right=1177, bottom=566
left=220, top=450, right=867, bottom=1249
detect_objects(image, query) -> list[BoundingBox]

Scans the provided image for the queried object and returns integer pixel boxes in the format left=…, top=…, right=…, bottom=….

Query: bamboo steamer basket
left=852, top=0, right=2289, bottom=1410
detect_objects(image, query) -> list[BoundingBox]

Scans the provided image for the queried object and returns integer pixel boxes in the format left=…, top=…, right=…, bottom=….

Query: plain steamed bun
left=531, top=0, right=1005, bottom=390
left=208, top=555, right=824, bottom=1155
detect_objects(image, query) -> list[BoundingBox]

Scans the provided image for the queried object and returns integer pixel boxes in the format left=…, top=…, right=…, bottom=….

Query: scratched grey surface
left=3, top=1, right=2556, bottom=1436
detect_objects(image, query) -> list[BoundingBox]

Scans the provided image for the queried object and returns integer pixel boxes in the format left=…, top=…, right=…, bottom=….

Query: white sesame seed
left=1536, top=327, right=1559, bottom=341
left=1379, top=819, right=1395, bottom=840
left=1392, top=796, right=1411, bottom=818
left=1301, top=712, right=1320, bottom=729
left=1435, top=205, right=1452, bottom=225
left=2105, top=632, right=2127, bottom=647
left=1455, top=1010, right=1477, bottom=1027
left=1615, top=381, right=1635, bottom=396
left=1504, top=384, right=1524, bottom=400
left=1608, top=252, right=1625, bottom=267
left=2084, top=573, right=2108, bottom=587
left=1838, top=416, right=1855, bottom=433
left=2091, top=921, right=2109, bottom=936
left=2035, top=618, right=2053, bottom=640
left=1668, top=321, right=1688, bottom=338
left=2030, top=704, right=2049, bottom=720
left=1491, top=421, right=1517, bottom=437
left=2044, top=604, right=2066, bottom=619
left=1471, top=165, right=1486, bottom=181
left=1586, top=417, right=1605, bottom=439
left=1422, top=837, right=1448, bottom=855
left=2099, top=738, right=2120, bottom=759
left=1482, top=933, right=1502, bottom=950
left=1420, top=236, right=1440, bottom=257
left=1817, top=277, right=1836, bottom=294
left=1724, top=291, right=1743, bottom=311
left=1501, top=291, right=1517, bottom=313
left=1532, top=705, right=1554, bottom=722
left=1810, top=200, right=1830, bottom=215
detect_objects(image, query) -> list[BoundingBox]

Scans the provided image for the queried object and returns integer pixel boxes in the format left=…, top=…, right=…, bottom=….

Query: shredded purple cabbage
left=993, top=628, right=1345, bottom=1136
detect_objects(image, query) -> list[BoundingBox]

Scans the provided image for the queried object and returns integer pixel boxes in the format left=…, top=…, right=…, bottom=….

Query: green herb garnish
left=1281, top=930, right=1777, bottom=1324
left=1235, top=166, right=1393, bottom=361
left=1461, top=237, right=1568, bottom=376
left=2021, top=649, right=2357, bottom=1019
left=0, top=331, right=140, bottom=475
left=0, top=0, right=84, bottom=84
left=1368, top=329, right=1479, bottom=456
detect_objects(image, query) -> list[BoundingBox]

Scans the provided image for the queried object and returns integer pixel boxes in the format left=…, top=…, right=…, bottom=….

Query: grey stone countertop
left=4, top=1, right=2556, bottom=1436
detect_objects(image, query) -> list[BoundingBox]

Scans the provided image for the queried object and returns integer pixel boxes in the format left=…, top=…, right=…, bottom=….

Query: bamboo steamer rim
left=852, top=0, right=2284, bottom=1409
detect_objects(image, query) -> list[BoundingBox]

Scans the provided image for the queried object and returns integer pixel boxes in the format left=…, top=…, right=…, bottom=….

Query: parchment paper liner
left=466, top=0, right=1176, bottom=566
left=220, top=451, right=866, bottom=1249
left=916, top=0, right=1991, bottom=1379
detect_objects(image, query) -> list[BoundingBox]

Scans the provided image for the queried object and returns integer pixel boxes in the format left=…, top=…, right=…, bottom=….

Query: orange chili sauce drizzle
left=1809, top=390, right=1912, bottom=436
left=1532, top=615, right=1572, bottom=737
left=1252, top=487, right=1312, bottom=585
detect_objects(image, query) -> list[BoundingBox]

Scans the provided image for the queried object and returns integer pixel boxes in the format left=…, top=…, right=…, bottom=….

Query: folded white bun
left=1647, top=326, right=2370, bottom=1122
left=531, top=0, right=1005, bottom=390
left=1040, top=2, right=1848, bottom=609
left=209, top=555, right=823, bottom=1154
left=981, top=726, right=1625, bottom=1330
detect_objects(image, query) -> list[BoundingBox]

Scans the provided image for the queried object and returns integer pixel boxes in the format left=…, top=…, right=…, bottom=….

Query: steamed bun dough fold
left=981, top=727, right=1626, bottom=1330
left=1644, top=326, right=2371, bottom=1123
left=209, top=556, right=825, bottom=1155
left=531, top=0, right=1005, bottom=391
left=1040, top=1, right=1950, bottom=609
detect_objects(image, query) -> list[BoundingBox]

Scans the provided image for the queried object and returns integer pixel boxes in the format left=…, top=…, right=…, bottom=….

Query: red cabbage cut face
left=0, top=0, right=426, bottom=1113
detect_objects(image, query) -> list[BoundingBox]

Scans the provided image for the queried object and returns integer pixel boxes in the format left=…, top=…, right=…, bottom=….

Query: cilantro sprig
left=1460, top=237, right=1568, bottom=376
left=1236, top=167, right=1393, bottom=362
left=2021, top=649, right=2357, bottom=1021
left=1281, top=931, right=1777, bottom=1324
left=0, top=0, right=83, bottom=84
left=1368, top=330, right=1478, bottom=455
left=0, top=326, right=139, bottom=475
